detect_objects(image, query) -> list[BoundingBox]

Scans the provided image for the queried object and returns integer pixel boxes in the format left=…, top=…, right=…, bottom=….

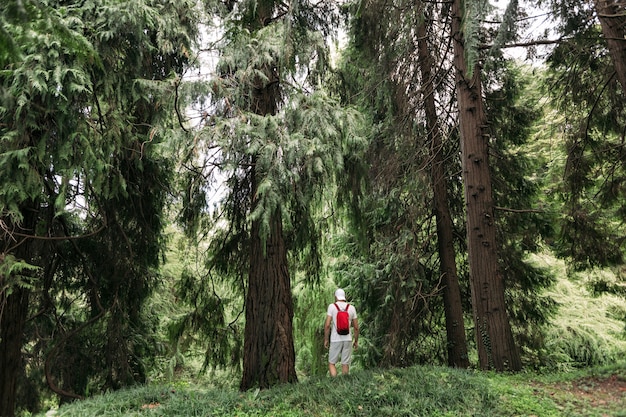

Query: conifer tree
left=333, top=0, right=472, bottom=367
left=0, top=0, right=195, bottom=414
left=451, top=0, right=521, bottom=371
left=417, top=11, right=470, bottom=369
left=179, top=0, right=366, bottom=390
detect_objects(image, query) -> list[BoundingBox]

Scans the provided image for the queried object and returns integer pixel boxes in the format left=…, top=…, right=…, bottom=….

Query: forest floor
left=528, top=373, right=626, bottom=416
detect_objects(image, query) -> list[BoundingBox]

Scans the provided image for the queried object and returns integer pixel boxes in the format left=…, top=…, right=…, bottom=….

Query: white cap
left=335, top=288, right=346, bottom=301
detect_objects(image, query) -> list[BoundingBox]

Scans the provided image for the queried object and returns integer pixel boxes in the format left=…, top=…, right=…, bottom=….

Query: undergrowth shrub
left=543, top=325, right=616, bottom=368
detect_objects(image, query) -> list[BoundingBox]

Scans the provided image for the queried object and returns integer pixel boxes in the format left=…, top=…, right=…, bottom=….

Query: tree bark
left=417, top=17, right=470, bottom=368
left=0, top=288, right=30, bottom=417
left=240, top=204, right=298, bottom=390
left=450, top=0, right=522, bottom=371
left=0, top=206, right=39, bottom=417
left=239, top=3, right=297, bottom=387
left=594, top=0, right=626, bottom=92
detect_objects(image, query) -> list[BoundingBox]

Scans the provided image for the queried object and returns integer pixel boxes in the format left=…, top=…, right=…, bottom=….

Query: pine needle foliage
left=543, top=5, right=626, bottom=272
left=462, top=0, right=493, bottom=77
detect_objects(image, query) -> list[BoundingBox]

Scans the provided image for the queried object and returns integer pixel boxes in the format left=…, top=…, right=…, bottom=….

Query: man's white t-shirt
left=327, top=301, right=357, bottom=343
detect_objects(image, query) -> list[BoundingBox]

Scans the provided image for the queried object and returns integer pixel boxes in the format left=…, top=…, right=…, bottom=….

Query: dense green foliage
left=484, top=63, right=559, bottom=367
left=1, top=0, right=196, bottom=413
left=2, top=0, right=626, bottom=414
left=545, top=18, right=626, bottom=271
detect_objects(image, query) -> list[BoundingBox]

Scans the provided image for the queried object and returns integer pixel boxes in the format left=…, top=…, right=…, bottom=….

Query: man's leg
left=341, top=340, right=352, bottom=375
left=341, top=364, right=349, bottom=375
left=329, top=362, right=338, bottom=377
left=328, top=342, right=341, bottom=377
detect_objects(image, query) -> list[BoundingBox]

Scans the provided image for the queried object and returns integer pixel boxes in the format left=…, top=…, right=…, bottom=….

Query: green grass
left=35, top=362, right=626, bottom=417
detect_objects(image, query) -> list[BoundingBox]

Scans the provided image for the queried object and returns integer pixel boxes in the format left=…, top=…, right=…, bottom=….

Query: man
left=324, top=288, right=359, bottom=376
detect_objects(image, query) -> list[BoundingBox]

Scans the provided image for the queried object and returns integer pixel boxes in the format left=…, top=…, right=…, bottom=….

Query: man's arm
left=324, top=315, right=332, bottom=349
left=352, top=318, right=359, bottom=349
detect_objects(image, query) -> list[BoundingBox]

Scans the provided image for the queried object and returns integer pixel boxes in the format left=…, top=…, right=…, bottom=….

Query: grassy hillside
left=38, top=363, right=626, bottom=417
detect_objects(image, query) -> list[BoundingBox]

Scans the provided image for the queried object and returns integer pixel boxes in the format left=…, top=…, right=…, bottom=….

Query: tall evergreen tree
left=0, top=0, right=196, bottom=414
left=451, top=0, right=522, bottom=371
left=177, top=0, right=366, bottom=390
left=417, top=11, right=470, bottom=369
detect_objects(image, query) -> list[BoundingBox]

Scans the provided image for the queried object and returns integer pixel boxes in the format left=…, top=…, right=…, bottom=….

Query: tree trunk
left=0, top=288, right=30, bottom=417
left=0, top=206, right=39, bottom=417
left=417, top=17, right=470, bottom=368
left=594, top=0, right=626, bottom=92
left=240, top=203, right=298, bottom=390
left=450, top=0, right=522, bottom=371
left=239, top=8, right=297, bottom=385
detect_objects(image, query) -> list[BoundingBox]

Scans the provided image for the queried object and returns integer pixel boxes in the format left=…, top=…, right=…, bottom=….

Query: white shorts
left=328, top=340, right=352, bottom=365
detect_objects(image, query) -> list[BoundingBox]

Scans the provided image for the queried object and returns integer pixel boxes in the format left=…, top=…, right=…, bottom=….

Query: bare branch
left=495, top=206, right=544, bottom=213
left=480, top=38, right=565, bottom=50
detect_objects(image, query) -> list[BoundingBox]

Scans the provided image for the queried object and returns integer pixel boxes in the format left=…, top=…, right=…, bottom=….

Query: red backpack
left=334, top=303, right=351, bottom=335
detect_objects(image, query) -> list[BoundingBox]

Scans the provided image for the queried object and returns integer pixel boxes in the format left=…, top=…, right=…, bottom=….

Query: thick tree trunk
left=240, top=207, right=298, bottom=390
left=594, top=0, right=626, bottom=92
left=0, top=206, right=39, bottom=417
left=0, top=288, right=30, bottom=417
left=450, top=0, right=522, bottom=371
left=239, top=11, right=297, bottom=385
left=417, top=18, right=470, bottom=368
